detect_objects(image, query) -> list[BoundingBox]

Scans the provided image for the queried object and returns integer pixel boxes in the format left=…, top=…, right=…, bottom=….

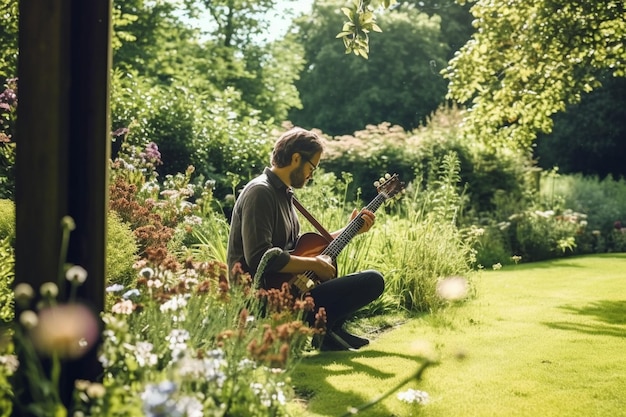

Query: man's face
left=290, top=152, right=320, bottom=189
left=290, top=162, right=308, bottom=189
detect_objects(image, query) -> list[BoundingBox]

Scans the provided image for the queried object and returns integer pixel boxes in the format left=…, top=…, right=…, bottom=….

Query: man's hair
left=271, top=127, right=324, bottom=168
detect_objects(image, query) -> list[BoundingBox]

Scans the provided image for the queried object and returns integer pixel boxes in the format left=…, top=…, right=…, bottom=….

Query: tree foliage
left=535, top=73, right=626, bottom=178
left=290, top=1, right=449, bottom=135
left=443, top=0, right=626, bottom=150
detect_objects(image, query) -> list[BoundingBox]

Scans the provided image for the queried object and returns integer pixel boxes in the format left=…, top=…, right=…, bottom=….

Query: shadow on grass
left=543, top=299, right=626, bottom=338
left=293, top=348, right=428, bottom=416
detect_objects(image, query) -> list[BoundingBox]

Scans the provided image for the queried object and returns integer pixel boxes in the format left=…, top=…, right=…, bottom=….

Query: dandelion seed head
left=40, top=282, right=59, bottom=299
left=436, top=276, right=469, bottom=301
left=66, top=265, right=88, bottom=284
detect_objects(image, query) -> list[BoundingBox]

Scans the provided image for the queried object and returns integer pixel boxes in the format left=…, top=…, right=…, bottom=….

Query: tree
left=290, top=1, right=449, bottom=135
left=407, top=0, right=474, bottom=59
left=535, top=73, right=626, bottom=178
left=443, top=0, right=626, bottom=150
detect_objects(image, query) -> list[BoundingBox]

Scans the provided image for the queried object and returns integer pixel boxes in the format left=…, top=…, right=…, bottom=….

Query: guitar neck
left=320, top=192, right=387, bottom=261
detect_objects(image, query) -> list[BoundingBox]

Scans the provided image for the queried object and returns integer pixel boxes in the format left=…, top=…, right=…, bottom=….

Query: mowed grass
left=288, top=253, right=626, bottom=417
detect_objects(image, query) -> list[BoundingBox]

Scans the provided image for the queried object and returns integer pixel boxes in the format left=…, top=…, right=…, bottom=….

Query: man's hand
left=351, top=208, right=375, bottom=234
left=313, top=254, right=336, bottom=281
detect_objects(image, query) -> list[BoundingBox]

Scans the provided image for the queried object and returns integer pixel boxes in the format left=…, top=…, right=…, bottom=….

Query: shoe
left=332, top=327, right=370, bottom=349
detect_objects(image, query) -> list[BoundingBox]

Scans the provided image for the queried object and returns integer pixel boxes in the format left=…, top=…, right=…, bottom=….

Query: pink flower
left=30, top=304, right=99, bottom=359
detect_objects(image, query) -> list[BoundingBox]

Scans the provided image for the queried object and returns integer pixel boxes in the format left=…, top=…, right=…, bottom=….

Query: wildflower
left=105, top=284, right=125, bottom=293
left=140, top=267, right=155, bottom=279
left=122, top=289, right=141, bottom=299
left=175, top=396, right=203, bottom=417
left=131, top=342, right=158, bottom=368
left=19, top=310, right=39, bottom=329
left=86, top=382, right=106, bottom=399
left=183, top=215, right=202, bottom=225
left=111, top=299, right=134, bottom=315
left=0, top=355, right=19, bottom=373
left=147, top=278, right=163, bottom=289
left=160, top=294, right=187, bottom=313
left=141, top=381, right=177, bottom=417
left=66, top=265, right=88, bottom=284
left=436, top=276, right=469, bottom=301
left=511, top=255, right=522, bottom=264
left=14, top=283, right=34, bottom=307
left=397, top=388, right=430, bottom=404
left=30, top=303, right=99, bottom=359
left=492, top=263, right=502, bottom=270
left=75, top=379, right=91, bottom=391
left=166, top=329, right=190, bottom=359
left=60, top=215, right=76, bottom=231
left=40, top=282, right=59, bottom=299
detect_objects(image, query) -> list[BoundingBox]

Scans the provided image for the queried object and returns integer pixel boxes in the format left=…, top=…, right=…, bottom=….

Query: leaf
left=336, top=32, right=353, bottom=39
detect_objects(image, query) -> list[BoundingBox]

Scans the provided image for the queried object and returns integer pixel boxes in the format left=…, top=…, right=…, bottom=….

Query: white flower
left=39, top=282, right=59, bottom=299
left=106, top=284, right=125, bottom=293
left=66, top=265, right=88, bottom=284
left=436, top=276, right=469, bottom=301
left=19, top=310, right=39, bottom=329
left=397, top=388, right=430, bottom=404
left=176, top=396, right=203, bottom=417
left=0, top=354, right=19, bottom=373
left=147, top=279, right=163, bottom=288
left=140, top=267, right=155, bottom=279
left=14, top=283, right=34, bottom=307
left=492, top=263, right=502, bottom=270
left=160, top=295, right=188, bottom=313
left=134, top=341, right=158, bottom=367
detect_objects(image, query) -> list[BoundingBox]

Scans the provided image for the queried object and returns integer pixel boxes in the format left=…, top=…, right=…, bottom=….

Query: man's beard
left=290, top=165, right=308, bottom=189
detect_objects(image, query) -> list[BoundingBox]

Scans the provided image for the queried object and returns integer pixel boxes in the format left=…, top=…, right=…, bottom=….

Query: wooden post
left=15, top=0, right=111, bottom=410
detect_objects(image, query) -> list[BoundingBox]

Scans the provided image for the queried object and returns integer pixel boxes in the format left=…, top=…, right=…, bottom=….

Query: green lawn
left=288, top=253, right=626, bottom=417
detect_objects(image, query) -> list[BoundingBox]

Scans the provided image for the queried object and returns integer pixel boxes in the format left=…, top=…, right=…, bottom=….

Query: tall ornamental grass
left=296, top=152, right=476, bottom=314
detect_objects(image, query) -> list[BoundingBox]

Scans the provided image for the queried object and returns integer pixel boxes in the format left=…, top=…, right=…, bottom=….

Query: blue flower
left=122, top=289, right=141, bottom=299
left=142, top=381, right=180, bottom=417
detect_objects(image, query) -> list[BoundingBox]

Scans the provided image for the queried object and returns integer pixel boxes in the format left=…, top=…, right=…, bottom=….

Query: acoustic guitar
left=263, top=173, right=404, bottom=294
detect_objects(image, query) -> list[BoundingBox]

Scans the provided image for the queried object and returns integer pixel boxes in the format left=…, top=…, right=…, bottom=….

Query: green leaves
left=444, top=0, right=626, bottom=150
left=336, top=0, right=389, bottom=59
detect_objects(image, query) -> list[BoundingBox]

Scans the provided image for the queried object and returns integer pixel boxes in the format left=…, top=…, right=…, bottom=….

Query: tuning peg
left=385, top=173, right=391, bottom=179
left=374, top=180, right=380, bottom=187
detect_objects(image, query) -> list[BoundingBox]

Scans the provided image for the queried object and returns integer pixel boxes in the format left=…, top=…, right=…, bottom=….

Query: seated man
left=227, top=127, right=384, bottom=351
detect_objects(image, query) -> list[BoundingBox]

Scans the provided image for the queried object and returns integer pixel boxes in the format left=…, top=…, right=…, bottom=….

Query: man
left=227, top=127, right=385, bottom=351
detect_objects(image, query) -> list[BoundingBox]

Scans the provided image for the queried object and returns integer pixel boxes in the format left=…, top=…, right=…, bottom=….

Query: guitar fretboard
left=321, top=191, right=388, bottom=261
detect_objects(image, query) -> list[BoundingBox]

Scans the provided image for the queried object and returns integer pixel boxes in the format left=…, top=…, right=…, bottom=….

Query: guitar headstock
left=374, top=173, right=404, bottom=200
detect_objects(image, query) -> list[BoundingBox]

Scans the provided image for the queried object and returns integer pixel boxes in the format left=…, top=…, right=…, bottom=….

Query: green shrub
left=0, top=236, right=13, bottom=323
left=322, top=106, right=530, bottom=214
left=106, top=211, right=138, bottom=288
left=0, top=199, right=15, bottom=242
left=505, top=209, right=583, bottom=262
left=539, top=171, right=626, bottom=252
left=465, top=224, right=514, bottom=268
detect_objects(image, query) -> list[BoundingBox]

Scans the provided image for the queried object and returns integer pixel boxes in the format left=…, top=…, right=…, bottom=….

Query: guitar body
left=291, top=232, right=333, bottom=258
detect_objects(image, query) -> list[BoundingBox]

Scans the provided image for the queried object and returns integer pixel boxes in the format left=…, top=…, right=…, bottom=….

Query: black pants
left=305, top=269, right=384, bottom=331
